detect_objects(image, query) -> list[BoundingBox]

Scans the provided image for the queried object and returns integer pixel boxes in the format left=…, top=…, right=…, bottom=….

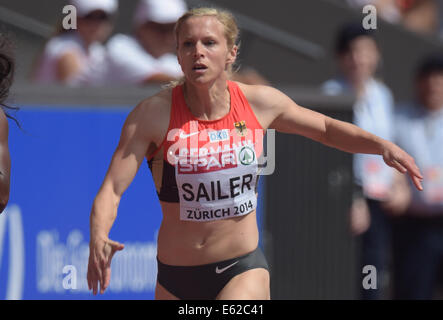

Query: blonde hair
left=167, top=7, right=240, bottom=88
left=175, top=7, right=239, bottom=51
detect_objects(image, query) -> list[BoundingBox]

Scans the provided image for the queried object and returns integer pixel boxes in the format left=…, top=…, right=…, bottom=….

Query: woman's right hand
left=87, top=236, right=124, bottom=295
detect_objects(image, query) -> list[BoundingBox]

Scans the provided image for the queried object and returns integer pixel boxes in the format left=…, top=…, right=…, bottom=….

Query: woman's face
left=77, top=10, right=113, bottom=45
left=339, top=36, right=380, bottom=84
left=176, top=16, right=237, bottom=85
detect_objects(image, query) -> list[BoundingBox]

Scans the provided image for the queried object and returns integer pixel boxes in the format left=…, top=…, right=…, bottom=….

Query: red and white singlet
left=148, top=81, right=264, bottom=222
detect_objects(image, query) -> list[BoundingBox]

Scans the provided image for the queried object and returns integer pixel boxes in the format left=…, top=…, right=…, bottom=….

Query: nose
left=193, top=41, right=204, bottom=58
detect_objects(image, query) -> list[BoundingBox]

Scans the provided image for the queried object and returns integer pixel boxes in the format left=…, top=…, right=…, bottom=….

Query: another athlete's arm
left=56, top=52, right=82, bottom=83
left=87, top=99, right=161, bottom=295
left=0, top=111, right=10, bottom=213
left=247, top=85, right=423, bottom=191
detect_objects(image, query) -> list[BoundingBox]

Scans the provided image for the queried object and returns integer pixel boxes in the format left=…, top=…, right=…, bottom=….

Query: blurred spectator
left=399, top=0, right=439, bottom=35
left=346, top=0, right=403, bottom=23
left=322, top=23, right=395, bottom=299
left=32, top=0, right=117, bottom=86
left=389, top=53, right=443, bottom=299
left=439, top=0, right=443, bottom=39
left=347, top=0, right=442, bottom=37
left=104, top=0, right=269, bottom=86
left=230, top=67, right=270, bottom=85
left=104, top=0, right=186, bottom=85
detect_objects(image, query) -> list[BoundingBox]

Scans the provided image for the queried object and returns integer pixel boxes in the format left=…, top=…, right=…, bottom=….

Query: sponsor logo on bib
left=239, top=146, right=255, bottom=165
left=208, top=129, right=230, bottom=142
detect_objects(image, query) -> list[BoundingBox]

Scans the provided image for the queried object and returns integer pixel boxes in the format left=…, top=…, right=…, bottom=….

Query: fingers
left=390, top=159, right=407, bottom=174
left=98, top=240, right=124, bottom=294
left=90, top=259, right=108, bottom=295
left=410, top=173, right=424, bottom=191
left=108, top=239, right=125, bottom=251
left=396, top=156, right=424, bottom=191
left=95, top=262, right=102, bottom=295
left=401, top=157, right=423, bottom=180
left=86, top=264, right=95, bottom=290
left=385, top=146, right=424, bottom=191
left=87, top=255, right=103, bottom=295
left=100, top=258, right=107, bottom=294
left=93, top=269, right=99, bottom=295
left=102, top=266, right=112, bottom=293
left=87, top=266, right=93, bottom=291
left=88, top=238, right=124, bottom=296
left=87, top=259, right=99, bottom=295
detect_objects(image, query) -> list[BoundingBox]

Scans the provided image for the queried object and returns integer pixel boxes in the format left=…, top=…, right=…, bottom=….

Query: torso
left=142, top=81, right=271, bottom=266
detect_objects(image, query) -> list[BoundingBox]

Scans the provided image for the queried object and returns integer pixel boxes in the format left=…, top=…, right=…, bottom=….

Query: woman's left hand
left=381, top=141, right=423, bottom=191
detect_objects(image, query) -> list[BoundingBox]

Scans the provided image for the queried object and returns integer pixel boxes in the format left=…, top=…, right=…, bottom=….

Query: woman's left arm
left=247, top=85, right=423, bottom=190
left=315, top=115, right=423, bottom=190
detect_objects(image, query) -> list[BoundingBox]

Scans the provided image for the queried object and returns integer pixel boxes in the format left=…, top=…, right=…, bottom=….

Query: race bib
left=175, top=142, right=259, bottom=222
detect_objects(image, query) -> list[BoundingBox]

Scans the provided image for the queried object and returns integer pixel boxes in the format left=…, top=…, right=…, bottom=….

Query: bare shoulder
left=126, top=88, right=172, bottom=146
left=235, top=81, right=290, bottom=129
left=135, top=88, right=172, bottom=118
left=235, top=82, right=284, bottom=109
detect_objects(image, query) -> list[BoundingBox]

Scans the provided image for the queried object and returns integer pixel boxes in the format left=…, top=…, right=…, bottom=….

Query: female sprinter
left=87, top=8, right=423, bottom=300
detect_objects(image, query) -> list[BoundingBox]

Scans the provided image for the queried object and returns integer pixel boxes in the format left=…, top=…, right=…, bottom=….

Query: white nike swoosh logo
left=215, top=261, right=239, bottom=274
left=179, top=131, right=200, bottom=139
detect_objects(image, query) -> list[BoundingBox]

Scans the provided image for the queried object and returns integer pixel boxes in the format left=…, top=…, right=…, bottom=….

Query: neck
left=183, top=76, right=231, bottom=121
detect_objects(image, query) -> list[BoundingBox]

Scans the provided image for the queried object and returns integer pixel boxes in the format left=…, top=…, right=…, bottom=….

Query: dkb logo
left=0, top=205, right=25, bottom=300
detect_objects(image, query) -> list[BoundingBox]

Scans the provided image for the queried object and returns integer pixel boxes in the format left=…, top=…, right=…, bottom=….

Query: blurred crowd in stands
left=324, top=21, right=443, bottom=300
left=346, top=0, right=443, bottom=38
left=30, top=0, right=268, bottom=87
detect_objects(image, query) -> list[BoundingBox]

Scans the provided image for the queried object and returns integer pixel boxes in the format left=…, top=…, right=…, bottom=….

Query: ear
left=226, top=45, right=238, bottom=65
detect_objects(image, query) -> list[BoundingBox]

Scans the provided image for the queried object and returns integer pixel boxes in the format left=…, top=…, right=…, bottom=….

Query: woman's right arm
left=87, top=97, right=164, bottom=295
left=90, top=103, right=153, bottom=243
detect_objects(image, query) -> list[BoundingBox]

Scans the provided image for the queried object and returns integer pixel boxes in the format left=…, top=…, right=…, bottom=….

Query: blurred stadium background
left=0, top=0, right=442, bottom=299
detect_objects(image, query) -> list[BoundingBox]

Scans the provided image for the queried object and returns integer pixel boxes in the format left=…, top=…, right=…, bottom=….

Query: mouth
left=192, top=63, right=208, bottom=71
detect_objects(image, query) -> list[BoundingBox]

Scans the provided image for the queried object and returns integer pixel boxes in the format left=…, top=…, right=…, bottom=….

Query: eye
left=183, top=40, right=193, bottom=47
left=205, top=40, right=216, bottom=46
